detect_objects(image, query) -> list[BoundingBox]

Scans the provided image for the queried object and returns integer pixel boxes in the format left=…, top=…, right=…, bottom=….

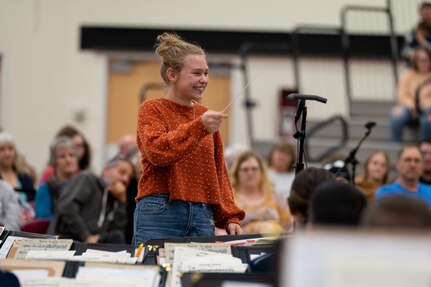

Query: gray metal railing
left=341, top=4, right=399, bottom=114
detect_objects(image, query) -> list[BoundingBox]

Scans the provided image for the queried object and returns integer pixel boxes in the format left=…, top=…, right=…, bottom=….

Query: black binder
left=181, top=272, right=275, bottom=287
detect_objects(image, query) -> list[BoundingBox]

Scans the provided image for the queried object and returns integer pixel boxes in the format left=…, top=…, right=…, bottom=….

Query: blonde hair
left=155, top=32, right=206, bottom=84
left=230, top=151, right=274, bottom=195
left=0, top=132, right=26, bottom=174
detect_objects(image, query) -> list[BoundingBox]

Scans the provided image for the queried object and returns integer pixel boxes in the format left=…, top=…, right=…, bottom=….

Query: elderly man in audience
left=49, top=157, right=133, bottom=244
left=375, top=145, right=431, bottom=206
left=0, top=179, right=21, bottom=230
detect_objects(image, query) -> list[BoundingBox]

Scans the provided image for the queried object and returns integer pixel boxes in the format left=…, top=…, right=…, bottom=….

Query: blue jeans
left=390, top=105, right=431, bottom=142
left=132, top=194, right=215, bottom=246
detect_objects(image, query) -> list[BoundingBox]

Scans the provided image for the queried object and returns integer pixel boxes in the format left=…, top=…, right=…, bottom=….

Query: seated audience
left=362, top=195, right=431, bottom=229
left=419, top=139, right=431, bottom=184
left=288, top=167, right=335, bottom=228
left=267, top=140, right=296, bottom=198
left=40, top=125, right=91, bottom=184
left=376, top=145, right=431, bottom=207
left=401, top=2, right=431, bottom=63
left=230, top=151, right=293, bottom=235
left=49, top=157, right=133, bottom=244
left=35, top=137, right=79, bottom=219
left=0, top=180, right=21, bottom=230
left=308, top=181, right=367, bottom=227
left=355, top=151, right=390, bottom=203
left=0, top=132, right=36, bottom=202
left=390, top=47, right=431, bottom=142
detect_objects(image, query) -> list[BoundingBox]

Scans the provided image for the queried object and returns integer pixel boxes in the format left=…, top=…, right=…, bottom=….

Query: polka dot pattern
left=136, top=98, right=245, bottom=228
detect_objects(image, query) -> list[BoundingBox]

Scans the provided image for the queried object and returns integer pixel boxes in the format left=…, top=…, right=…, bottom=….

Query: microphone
left=365, top=121, right=376, bottom=130
left=287, top=93, right=328, bottom=104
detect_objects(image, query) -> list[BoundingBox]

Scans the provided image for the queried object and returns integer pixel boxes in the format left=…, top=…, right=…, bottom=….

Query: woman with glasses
left=230, top=151, right=293, bottom=235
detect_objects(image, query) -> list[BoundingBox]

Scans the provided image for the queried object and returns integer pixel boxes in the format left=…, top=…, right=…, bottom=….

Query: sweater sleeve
left=35, top=183, right=53, bottom=219
left=137, top=102, right=210, bottom=166
left=58, top=174, right=94, bottom=241
left=211, top=132, right=245, bottom=229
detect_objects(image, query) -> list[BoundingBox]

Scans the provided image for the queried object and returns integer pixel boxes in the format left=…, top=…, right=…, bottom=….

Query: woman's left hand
left=226, top=223, right=243, bottom=235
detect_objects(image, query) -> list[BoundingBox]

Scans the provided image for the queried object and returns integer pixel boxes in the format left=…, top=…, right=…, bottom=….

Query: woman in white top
left=267, top=140, right=296, bottom=198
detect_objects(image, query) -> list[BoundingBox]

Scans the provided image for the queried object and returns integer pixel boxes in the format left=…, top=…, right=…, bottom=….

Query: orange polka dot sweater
left=136, top=98, right=245, bottom=229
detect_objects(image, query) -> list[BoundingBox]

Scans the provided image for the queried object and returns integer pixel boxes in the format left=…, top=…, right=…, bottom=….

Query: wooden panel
left=107, top=60, right=231, bottom=144
left=107, top=61, right=164, bottom=143
left=200, top=73, right=231, bottom=142
left=0, top=56, right=2, bottom=129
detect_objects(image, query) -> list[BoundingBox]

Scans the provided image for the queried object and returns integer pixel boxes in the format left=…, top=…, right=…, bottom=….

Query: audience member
left=390, top=47, right=431, bottom=143
left=308, top=181, right=367, bottom=227
left=375, top=145, right=431, bottom=206
left=402, top=2, right=431, bottom=63
left=0, top=180, right=21, bottom=230
left=288, top=167, right=336, bottom=228
left=355, top=151, right=391, bottom=203
left=0, top=132, right=36, bottom=202
left=116, top=134, right=136, bottom=158
left=230, top=151, right=294, bottom=235
left=35, top=137, right=79, bottom=219
left=267, top=140, right=295, bottom=198
left=40, top=125, right=91, bottom=184
left=419, top=139, right=431, bottom=184
left=362, top=195, right=431, bottom=229
left=122, top=143, right=141, bottom=244
left=49, top=157, right=133, bottom=244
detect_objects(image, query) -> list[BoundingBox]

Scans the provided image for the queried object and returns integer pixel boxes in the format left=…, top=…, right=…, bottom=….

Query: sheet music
left=0, top=236, right=25, bottom=259
left=164, top=242, right=231, bottom=264
left=0, top=259, right=66, bottom=277
left=26, top=250, right=76, bottom=260
left=71, top=249, right=136, bottom=264
left=13, top=239, right=73, bottom=259
left=77, top=264, right=160, bottom=287
left=170, top=246, right=245, bottom=287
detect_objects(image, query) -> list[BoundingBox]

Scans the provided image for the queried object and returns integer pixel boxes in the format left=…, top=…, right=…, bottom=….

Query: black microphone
left=287, top=93, right=328, bottom=104
left=365, top=121, right=376, bottom=130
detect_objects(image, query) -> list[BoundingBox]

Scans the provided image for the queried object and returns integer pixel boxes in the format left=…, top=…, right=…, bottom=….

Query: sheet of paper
left=12, top=269, right=49, bottom=280
left=26, top=250, right=76, bottom=260
left=0, top=236, right=25, bottom=259
left=326, top=257, right=431, bottom=287
left=77, top=264, right=160, bottom=287
left=0, top=259, right=66, bottom=277
left=164, top=242, right=231, bottom=264
left=170, top=246, right=242, bottom=287
left=71, top=249, right=136, bottom=264
left=12, top=239, right=73, bottom=259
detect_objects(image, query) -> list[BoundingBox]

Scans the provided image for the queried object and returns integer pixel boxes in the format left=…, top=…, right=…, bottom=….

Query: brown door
left=107, top=60, right=231, bottom=144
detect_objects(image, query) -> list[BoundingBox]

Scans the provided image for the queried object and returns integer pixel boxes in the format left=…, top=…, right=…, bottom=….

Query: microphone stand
left=344, top=125, right=374, bottom=185
left=289, top=93, right=327, bottom=175
left=293, top=103, right=307, bottom=174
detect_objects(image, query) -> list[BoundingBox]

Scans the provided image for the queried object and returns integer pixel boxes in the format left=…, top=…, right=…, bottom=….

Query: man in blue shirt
left=376, top=145, right=431, bottom=207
